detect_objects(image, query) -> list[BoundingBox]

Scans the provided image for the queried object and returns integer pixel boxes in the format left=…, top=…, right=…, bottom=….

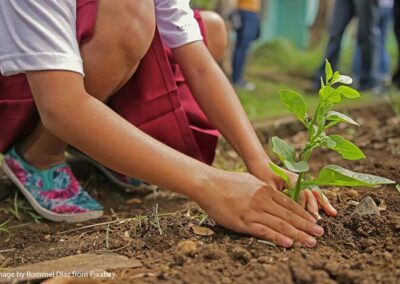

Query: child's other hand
left=195, top=171, right=325, bottom=248
left=252, top=164, right=337, bottom=220
left=285, top=170, right=337, bottom=220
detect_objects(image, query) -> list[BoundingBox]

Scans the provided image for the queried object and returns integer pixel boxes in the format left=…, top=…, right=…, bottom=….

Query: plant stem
left=293, top=173, right=304, bottom=202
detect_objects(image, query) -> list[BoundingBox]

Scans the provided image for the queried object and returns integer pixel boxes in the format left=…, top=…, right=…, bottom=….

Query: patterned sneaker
left=67, top=147, right=157, bottom=193
left=1, top=147, right=103, bottom=223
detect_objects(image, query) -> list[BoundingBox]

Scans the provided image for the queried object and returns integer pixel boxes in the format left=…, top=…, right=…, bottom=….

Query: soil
left=0, top=102, right=399, bottom=284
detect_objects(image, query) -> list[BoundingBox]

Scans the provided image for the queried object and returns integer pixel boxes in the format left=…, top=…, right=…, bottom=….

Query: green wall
left=260, top=0, right=319, bottom=49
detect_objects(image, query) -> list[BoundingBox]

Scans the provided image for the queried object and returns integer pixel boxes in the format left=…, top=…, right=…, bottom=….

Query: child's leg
left=2, top=0, right=156, bottom=221
left=198, top=11, right=228, bottom=62
left=19, top=0, right=155, bottom=169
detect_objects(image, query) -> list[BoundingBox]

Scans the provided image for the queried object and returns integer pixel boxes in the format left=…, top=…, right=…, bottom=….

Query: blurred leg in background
left=392, top=0, right=400, bottom=87
left=354, top=0, right=380, bottom=90
left=313, top=0, right=354, bottom=87
left=353, top=0, right=393, bottom=88
left=232, top=1, right=261, bottom=91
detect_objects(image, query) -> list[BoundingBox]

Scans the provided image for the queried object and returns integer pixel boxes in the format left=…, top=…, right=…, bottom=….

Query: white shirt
left=0, top=0, right=202, bottom=76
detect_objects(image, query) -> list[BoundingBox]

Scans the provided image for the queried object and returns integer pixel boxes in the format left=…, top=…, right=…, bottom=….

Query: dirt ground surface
left=0, top=102, right=399, bottom=284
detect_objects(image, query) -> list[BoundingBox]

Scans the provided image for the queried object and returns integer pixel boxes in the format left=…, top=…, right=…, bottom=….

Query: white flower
left=335, top=75, right=353, bottom=85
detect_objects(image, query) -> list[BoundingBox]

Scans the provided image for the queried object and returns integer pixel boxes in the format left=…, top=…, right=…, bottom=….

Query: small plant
left=269, top=60, right=395, bottom=202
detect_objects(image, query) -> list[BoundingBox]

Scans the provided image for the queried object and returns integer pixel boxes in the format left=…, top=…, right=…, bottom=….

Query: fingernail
left=313, top=212, right=322, bottom=220
left=282, top=238, right=293, bottom=248
left=313, top=226, right=324, bottom=236
left=305, top=236, right=317, bottom=248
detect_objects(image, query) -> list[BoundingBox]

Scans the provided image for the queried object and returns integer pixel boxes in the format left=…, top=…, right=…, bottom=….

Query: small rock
left=231, top=246, right=251, bottom=264
left=360, top=238, right=377, bottom=249
left=383, top=251, right=393, bottom=261
left=324, top=260, right=340, bottom=275
left=176, top=240, right=197, bottom=257
left=346, top=189, right=359, bottom=199
left=257, top=256, right=271, bottom=264
left=44, top=234, right=51, bottom=241
left=201, top=244, right=222, bottom=260
left=353, top=196, right=380, bottom=216
left=191, top=226, right=214, bottom=236
left=221, top=276, right=232, bottom=284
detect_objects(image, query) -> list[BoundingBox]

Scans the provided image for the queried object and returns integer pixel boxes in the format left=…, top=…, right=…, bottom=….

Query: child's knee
left=117, top=0, right=156, bottom=62
left=80, top=0, right=156, bottom=100
left=200, top=11, right=228, bottom=62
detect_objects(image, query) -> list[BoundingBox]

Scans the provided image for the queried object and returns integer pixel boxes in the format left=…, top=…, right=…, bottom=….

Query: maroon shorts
left=0, top=0, right=218, bottom=165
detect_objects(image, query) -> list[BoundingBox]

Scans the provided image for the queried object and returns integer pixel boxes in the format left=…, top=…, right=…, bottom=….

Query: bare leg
left=199, top=11, right=228, bottom=62
left=19, top=0, right=155, bottom=169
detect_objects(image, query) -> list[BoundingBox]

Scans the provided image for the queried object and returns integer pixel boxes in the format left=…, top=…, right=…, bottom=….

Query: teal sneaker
left=67, top=147, right=157, bottom=193
left=1, top=147, right=103, bottom=223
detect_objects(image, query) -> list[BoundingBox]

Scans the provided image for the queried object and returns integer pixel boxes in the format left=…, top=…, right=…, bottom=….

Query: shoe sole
left=1, top=161, right=103, bottom=223
left=67, top=147, right=157, bottom=194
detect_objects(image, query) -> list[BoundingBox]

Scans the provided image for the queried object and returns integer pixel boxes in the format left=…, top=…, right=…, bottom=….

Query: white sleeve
left=0, top=0, right=83, bottom=76
left=155, top=0, right=203, bottom=49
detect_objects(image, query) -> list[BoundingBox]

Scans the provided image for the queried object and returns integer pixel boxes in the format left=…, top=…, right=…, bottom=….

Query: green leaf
left=323, top=135, right=365, bottom=160
left=325, top=60, right=333, bottom=83
left=396, top=184, right=400, bottom=193
left=279, top=90, right=307, bottom=123
left=320, top=86, right=342, bottom=104
left=337, top=86, right=360, bottom=99
left=284, top=160, right=310, bottom=173
left=305, top=165, right=395, bottom=187
left=268, top=161, right=290, bottom=186
left=326, top=111, right=359, bottom=127
left=270, top=137, right=309, bottom=173
left=271, top=137, right=295, bottom=163
left=331, top=71, right=340, bottom=83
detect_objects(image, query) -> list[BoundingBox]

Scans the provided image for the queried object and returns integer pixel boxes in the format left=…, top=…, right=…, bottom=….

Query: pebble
left=231, top=246, right=251, bottom=264
left=346, top=189, right=359, bottom=199
left=257, top=256, right=271, bottom=264
left=383, top=251, right=393, bottom=261
left=360, top=238, right=377, bottom=249
left=176, top=240, right=197, bottom=257
left=353, top=196, right=380, bottom=216
left=324, top=260, right=340, bottom=274
left=221, top=276, right=232, bottom=284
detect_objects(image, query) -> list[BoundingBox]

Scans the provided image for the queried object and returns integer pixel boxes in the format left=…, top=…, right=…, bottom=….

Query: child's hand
left=195, top=171, right=325, bottom=248
left=251, top=163, right=337, bottom=220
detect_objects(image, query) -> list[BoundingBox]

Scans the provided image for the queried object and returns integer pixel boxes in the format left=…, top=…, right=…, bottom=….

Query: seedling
left=269, top=60, right=395, bottom=202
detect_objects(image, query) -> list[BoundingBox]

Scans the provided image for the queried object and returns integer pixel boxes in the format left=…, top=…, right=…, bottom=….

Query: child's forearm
left=26, top=71, right=213, bottom=201
left=173, top=42, right=270, bottom=173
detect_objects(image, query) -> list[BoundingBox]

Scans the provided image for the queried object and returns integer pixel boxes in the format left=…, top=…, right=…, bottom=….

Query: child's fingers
left=247, top=223, right=294, bottom=248
left=305, top=190, right=321, bottom=220
left=298, top=191, right=307, bottom=209
left=312, top=190, right=338, bottom=217
left=272, top=190, right=317, bottom=223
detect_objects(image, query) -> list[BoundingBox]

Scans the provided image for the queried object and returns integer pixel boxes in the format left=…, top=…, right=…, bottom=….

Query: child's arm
left=172, top=42, right=337, bottom=217
left=173, top=42, right=277, bottom=183
left=26, top=70, right=322, bottom=248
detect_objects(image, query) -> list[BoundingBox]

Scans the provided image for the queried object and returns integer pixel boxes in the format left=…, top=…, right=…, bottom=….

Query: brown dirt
left=0, top=103, right=399, bottom=284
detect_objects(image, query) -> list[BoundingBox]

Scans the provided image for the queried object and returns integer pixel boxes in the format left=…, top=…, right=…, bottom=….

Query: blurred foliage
left=236, top=39, right=377, bottom=121
left=190, top=0, right=217, bottom=10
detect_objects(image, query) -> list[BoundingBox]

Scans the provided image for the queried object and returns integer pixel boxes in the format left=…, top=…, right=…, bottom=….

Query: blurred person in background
left=232, top=0, right=261, bottom=91
left=353, top=0, right=393, bottom=90
left=392, top=0, right=400, bottom=87
left=313, top=0, right=380, bottom=91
